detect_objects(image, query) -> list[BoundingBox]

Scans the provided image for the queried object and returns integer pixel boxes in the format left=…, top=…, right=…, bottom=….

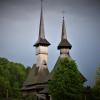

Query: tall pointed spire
left=61, top=16, right=67, bottom=40
left=39, top=0, right=45, bottom=39
left=34, top=0, right=50, bottom=47
left=58, top=17, right=72, bottom=49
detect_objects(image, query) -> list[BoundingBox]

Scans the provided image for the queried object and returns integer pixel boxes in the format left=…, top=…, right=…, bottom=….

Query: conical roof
left=34, top=2, right=50, bottom=47
left=58, top=17, right=72, bottom=49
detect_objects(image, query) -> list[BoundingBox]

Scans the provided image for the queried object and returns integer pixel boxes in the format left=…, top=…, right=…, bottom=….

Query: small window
left=42, top=60, right=47, bottom=65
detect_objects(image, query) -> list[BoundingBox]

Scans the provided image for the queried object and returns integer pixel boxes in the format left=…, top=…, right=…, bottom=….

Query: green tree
left=49, top=57, right=84, bottom=100
left=96, top=67, right=100, bottom=85
left=0, top=57, right=26, bottom=99
left=92, top=85, right=100, bottom=100
left=91, top=67, right=100, bottom=100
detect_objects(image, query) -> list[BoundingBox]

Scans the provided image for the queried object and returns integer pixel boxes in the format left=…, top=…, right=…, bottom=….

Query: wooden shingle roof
left=34, top=2, right=50, bottom=47
left=58, top=17, right=72, bottom=49
left=23, top=64, right=50, bottom=86
left=34, top=38, right=50, bottom=47
left=58, top=39, right=72, bottom=49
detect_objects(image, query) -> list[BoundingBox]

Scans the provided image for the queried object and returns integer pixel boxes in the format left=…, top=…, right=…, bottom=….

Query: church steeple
left=39, top=0, right=45, bottom=39
left=34, top=0, right=50, bottom=47
left=61, top=17, right=67, bottom=40
left=58, top=17, right=72, bottom=57
left=34, top=0, right=50, bottom=67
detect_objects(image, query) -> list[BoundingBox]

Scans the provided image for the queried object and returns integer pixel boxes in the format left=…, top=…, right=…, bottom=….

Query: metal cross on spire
left=58, top=10, right=72, bottom=50
left=62, top=10, right=65, bottom=19
left=41, top=0, right=43, bottom=10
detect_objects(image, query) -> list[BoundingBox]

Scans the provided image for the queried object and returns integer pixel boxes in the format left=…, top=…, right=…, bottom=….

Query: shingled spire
left=34, top=0, right=50, bottom=47
left=58, top=17, right=72, bottom=49
left=61, top=17, right=67, bottom=40
left=39, top=0, right=45, bottom=39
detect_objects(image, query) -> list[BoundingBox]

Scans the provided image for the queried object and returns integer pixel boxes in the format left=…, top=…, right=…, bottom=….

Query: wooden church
left=21, top=1, right=86, bottom=100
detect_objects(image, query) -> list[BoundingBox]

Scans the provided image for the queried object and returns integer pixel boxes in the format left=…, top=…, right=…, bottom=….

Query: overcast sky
left=0, top=0, right=100, bottom=86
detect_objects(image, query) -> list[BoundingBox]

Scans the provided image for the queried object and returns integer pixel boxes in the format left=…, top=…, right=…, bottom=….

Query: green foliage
left=91, top=67, right=100, bottom=100
left=49, top=57, right=84, bottom=100
left=96, top=67, right=100, bottom=85
left=83, top=67, right=100, bottom=100
left=0, top=57, right=26, bottom=99
left=92, top=85, right=100, bottom=100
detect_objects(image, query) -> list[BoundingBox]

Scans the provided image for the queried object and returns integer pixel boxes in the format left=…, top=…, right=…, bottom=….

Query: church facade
left=21, top=2, right=86, bottom=100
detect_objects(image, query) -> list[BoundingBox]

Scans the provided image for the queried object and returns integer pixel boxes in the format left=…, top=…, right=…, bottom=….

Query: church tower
left=22, top=0, right=51, bottom=92
left=34, top=0, right=50, bottom=69
left=51, top=17, right=86, bottom=83
left=58, top=17, right=72, bottom=58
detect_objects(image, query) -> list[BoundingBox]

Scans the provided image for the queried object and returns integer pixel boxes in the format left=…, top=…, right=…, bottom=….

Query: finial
left=41, top=0, right=43, bottom=9
left=62, top=10, right=65, bottom=20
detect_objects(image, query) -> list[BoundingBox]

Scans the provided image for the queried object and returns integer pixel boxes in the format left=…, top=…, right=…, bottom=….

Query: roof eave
left=34, top=38, right=51, bottom=47
left=57, top=45, right=72, bottom=50
left=34, top=42, right=51, bottom=47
